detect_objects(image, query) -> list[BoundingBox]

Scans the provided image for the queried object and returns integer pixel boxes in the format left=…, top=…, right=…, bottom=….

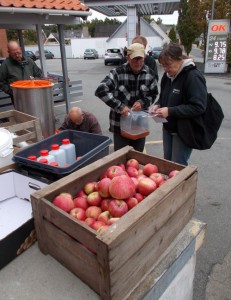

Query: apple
left=59, top=192, right=73, bottom=200
left=84, top=217, right=95, bottom=227
left=86, top=206, right=102, bottom=220
left=94, top=182, right=99, bottom=191
left=126, top=166, right=138, bottom=178
left=138, top=177, right=157, bottom=196
left=126, top=197, right=138, bottom=210
left=87, top=191, right=102, bottom=206
left=149, top=173, right=165, bottom=187
left=130, top=177, right=139, bottom=191
left=143, top=163, right=158, bottom=176
left=137, top=174, right=147, bottom=181
left=109, top=175, right=136, bottom=199
left=98, top=211, right=111, bottom=224
left=107, top=217, right=120, bottom=225
left=101, top=198, right=112, bottom=211
left=138, top=169, right=143, bottom=175
left=83, top=181, right=97, bottom=195
left=134, top=192, right=144, bottom=203
left=168, top=170, right=180, bottom=178
left=91, top=221, right=105, bottom=231
left=97, top=178, right=112, bottom=198
left=73, top=196, right=89, bottom=210
left=70, top=207, right=86, bottom=221
left=100, top=172, right=108, bottom=180
left=53, top=194, right=74, bottom=212
left=97, top=225, right=110, bottom=234
left=106, top=165, right=126, bottom=179
left=126, top=158, right=139, bottom=170
left=108, top=200, right=128, bottom=217
left=76, top=190, right=87, bottom=199
left=118, top=163, right=126, bottom=171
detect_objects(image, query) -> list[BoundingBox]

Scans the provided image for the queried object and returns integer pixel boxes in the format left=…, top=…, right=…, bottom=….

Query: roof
left=0, top=0, right=89, bottom=11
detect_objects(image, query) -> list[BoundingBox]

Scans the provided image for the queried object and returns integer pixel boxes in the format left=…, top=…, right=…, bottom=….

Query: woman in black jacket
left=150, top=43, right=207, bottom=165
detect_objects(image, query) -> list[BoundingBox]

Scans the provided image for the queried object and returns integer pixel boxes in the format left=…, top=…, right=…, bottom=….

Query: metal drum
left=11, top=80, right=55, bottom=138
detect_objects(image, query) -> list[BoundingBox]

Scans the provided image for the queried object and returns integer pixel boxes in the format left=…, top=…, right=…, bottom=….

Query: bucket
left=0, top=128, right=13, bottom=167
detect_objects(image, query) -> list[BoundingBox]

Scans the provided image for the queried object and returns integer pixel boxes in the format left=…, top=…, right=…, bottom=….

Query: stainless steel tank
left=11, top=80, right=55, bottom=138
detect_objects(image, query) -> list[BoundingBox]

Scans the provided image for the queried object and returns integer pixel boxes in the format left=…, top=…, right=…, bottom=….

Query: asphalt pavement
left=1, top=56, right=231, bottom=300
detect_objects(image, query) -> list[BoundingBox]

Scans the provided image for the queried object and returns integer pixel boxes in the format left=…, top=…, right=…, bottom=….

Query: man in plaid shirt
left=95, top=43, right=158, bottom=152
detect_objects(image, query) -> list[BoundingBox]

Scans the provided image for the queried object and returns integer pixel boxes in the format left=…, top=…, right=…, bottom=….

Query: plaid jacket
left=95, top=63, right=158, bottom=133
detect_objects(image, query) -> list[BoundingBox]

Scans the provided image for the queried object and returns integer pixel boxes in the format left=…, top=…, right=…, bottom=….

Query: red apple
left=94, top=181, right=99, bottom=191
left=76, top=190, right=87, bottom=199
left=100, top=172, right=108, bottom=180
left=97, top=178, right=112, bottom=198
left=101, top=198, right=112, bottom=211
left=126, top=197, right=138, bottom=210
left=168, top=170, right=180, bottom=178
left=126, top=166, right=138, bottom=178
left=138, top=177, right=157, bottom=196
left=134, top=192, right=144, bottom=203
left=83, top=181, right=97, bottom=195
left=87, top=191, right=102, bottom=206
left=53, top=194, right=74, bottom=212
left=107, top=217, right=120, bottom=225
left=108, top=200, right=128, bottom=217
left=106, top=165, right=126, bottom=179
left=69, top=207, right=86, bottom=221
left=130, top=177, right=139, bottom=191
left=126, top=158, right=139, bottom=170
left=73, top=196, right=89, bottom=210
left=84, top=217, right=95, bottom=227
left=86, top=206, right=102, bottom=220
left=138, top=169, right=143, bottom=175
left=143, top=163, right=158, bottom=176
left=149, top=173, right=165, bottom=187
left=97, top=211, right=111, bottom=224
left=137, top=174, right=147, bottom=181
left=109, top=175, right=136, bottom=199
left=118, top=163, right=126, bottom=171
left=60, top=192, right=73, bottom=200
left=91, top=221, right=105, bottom=231
left=97, top=225, right=110, bottom=234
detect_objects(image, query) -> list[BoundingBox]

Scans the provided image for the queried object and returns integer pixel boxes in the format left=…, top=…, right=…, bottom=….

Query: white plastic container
left=37, top=150, right=55, bottom=164
left=60, top=138, right=76, bottom=165
left=49, top=144, right=66, bottom=167
left=0, top=128, right=14, bottom=167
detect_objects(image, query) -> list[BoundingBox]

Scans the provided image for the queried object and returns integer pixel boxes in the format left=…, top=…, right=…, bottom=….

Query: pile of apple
left=52, top=159, right=179, bottom=234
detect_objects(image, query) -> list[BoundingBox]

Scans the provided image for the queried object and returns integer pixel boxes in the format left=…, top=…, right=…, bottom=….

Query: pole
left=211, top=0, right=215, bottom=20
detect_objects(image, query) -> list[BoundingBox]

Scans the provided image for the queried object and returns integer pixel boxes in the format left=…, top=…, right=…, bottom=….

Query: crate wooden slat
left=31, top=146, right=198, bottom=300
left=0, top=110, right=43, bottom=143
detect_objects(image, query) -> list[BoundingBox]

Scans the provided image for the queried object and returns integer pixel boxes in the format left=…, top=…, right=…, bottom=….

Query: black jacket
left=156, top=64, right=207, bottom=133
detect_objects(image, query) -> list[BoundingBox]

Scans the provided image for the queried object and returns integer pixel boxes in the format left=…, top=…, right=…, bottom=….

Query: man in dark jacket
left=0, top=41, right=42, bottom=103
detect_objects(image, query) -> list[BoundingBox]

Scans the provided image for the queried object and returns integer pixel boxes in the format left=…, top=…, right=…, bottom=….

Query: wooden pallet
left=31, top=146, right=198, bottom=300
left=0, top=110, right=43, bottom=144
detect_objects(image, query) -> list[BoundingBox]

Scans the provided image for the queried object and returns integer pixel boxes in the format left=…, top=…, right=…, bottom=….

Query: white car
left=104, top=48, right=123, bottom=65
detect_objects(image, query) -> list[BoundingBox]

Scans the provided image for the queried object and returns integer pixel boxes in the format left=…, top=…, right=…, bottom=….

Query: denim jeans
left=162, top=127, right=192, bottom=166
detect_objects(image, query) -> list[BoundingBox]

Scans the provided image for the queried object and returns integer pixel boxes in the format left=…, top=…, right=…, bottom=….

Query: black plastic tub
left=13, top=130, right=112, bottom=180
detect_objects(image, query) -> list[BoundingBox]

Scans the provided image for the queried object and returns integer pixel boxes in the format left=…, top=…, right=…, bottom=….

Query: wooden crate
left=0, top=110, right=43, bottom=144
left=31, top=146, right=198, bottom=300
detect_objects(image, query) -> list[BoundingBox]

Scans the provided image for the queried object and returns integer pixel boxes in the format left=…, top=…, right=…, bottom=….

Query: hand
left=155, top=107, right=169, bottom=118
left=120, top=106, right=130, bottom=116
left=149, top=104, right=159, bottom=114
left=132, top=101, right=142, bottom=111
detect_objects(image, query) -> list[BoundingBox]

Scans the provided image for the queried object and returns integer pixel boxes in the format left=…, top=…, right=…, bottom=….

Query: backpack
left=177, top=71, right=224, bottom=150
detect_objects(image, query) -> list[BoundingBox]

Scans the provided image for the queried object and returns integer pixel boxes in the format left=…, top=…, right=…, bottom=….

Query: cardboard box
left=31, top=146, right=198, bottom=300
left=0, top=171, right=47, bottom=269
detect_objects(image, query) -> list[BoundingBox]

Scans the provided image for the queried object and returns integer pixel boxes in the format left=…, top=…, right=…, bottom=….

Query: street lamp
left=211, top=0, right=215, bottom=20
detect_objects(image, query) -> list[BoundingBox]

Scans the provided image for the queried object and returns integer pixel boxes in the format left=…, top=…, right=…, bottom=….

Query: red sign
left=211, top=24, right=227, bottom=32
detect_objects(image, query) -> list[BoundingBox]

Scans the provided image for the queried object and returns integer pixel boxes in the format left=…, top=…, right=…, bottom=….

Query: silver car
left=84, top=49, right=98, bottom=59
left=104, top=48, right=123, bottom=65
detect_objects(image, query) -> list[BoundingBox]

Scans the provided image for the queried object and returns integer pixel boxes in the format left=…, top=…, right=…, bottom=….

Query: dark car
left=104, top=48, right=123, bottom=65
left=25, top=50, right=37, bottom=61
left=84, top=49, right=98, bottom=59
left=151, top=47, right=163, bottom=59
left=35, top=50, right=55, bottom=59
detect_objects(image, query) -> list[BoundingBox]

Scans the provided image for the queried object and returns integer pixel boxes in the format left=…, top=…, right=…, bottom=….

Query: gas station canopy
left=83, top=0, right=180, bottom=17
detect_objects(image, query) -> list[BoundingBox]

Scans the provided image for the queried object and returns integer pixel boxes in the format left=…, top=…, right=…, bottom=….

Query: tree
left=155, top=17, right=163, bottom=25
left=23, top=30, right=37, bottom=45
left=6, top=29, right=18, bottom=41
left=168, top=27, right=177, bottom=43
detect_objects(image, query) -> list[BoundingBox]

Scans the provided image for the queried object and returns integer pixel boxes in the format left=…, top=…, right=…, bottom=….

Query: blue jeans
left=163, top=127, right=192, bottom=166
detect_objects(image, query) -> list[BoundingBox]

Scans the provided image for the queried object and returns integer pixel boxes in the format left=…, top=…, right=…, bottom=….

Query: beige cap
left=127, top=43, right=145, bottom=59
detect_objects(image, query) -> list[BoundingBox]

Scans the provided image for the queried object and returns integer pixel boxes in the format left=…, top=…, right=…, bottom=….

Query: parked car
left=84, top=49, right=99, bottom=59
left=151, top=47, right=163, bottom=59
left=25, top=50, right=37, bottom=61
left=104, top=48, right=123, bottom=65
left=35, top=50, right=55, bottom=59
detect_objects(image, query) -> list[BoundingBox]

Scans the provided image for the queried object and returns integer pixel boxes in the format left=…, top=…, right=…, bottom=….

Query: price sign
left=205, top=19, right=230, bottom=73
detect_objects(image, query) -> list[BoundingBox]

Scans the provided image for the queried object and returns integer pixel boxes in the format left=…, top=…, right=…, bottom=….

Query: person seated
left=59, top=107, right=102, bottom=135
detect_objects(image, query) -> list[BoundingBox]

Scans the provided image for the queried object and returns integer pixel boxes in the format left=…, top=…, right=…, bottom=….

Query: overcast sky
left=88, top=9, right=179, bottom=25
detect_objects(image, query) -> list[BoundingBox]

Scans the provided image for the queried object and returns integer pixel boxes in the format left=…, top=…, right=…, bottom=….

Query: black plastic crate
left=13, top=130, right=112, bottom=179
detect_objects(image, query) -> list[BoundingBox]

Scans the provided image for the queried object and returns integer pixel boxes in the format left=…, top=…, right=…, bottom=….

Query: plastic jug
left=0, top=128, right=13, bottom=167
left=120, top=111, right=150, bottom=140
left=49, top=144, right=66, bottom=167
left=60, top=139, right=76, bottom=165
left=37, top=150, right=55, bottom=164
